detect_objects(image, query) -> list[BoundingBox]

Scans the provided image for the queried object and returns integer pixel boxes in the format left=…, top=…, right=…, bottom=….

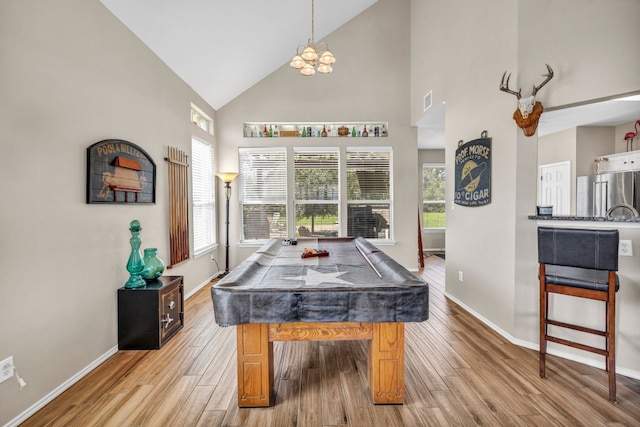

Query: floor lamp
left=216, top=172, right=238, bottom=277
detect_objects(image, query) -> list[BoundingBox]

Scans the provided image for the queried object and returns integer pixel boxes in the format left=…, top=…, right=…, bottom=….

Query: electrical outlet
left=458, top=270, right=464, bottom=282
left=619, top=240, right=633, bottom=256
left=0, top=356, right=14, bottom=383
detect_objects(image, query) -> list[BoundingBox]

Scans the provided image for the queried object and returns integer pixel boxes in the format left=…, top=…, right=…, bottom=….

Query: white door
left=538, top=161, right=571, bottom=215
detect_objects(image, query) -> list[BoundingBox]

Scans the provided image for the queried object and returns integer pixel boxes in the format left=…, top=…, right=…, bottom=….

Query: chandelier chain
left=311, top=0, right=315, bottom=43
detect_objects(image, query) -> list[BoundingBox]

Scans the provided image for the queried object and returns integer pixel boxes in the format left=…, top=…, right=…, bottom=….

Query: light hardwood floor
left=22, top=256, right=640, bottom=426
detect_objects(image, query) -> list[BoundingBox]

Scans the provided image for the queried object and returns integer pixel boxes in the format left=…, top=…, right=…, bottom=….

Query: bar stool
left=537, top=227, right=620, bottom=402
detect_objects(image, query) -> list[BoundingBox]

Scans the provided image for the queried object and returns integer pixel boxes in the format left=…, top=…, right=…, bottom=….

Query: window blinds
left=239, top=148, right=287, bottom=202
left=346, top=149, right=391, bottom=201
left=239, top=148, right=287, bottom=241
left=191, top=138, right=215, bottom=256
left=294, top=149, right=339, bottom=201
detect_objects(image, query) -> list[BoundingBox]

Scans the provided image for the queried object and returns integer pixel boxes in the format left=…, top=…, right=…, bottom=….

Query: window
left=238, top=146, right=394, bottom=243
left=422, top=164, right=446, bottom=229
left=191, top=138, right=216, bottom=256
left=346, top=148, right=392, bottom=239
left=294, top=148, right=339, bottom=237
left=239, top=148, right=287, bottom=241
left=191, top=104, right=213, bottom=135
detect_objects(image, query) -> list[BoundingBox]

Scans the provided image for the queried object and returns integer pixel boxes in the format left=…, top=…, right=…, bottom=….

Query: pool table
left=211, top=237, right=429, bottom=407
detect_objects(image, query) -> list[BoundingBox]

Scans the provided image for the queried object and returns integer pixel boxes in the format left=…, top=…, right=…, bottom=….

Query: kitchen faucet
left=605, top=203, right=639, bottom=219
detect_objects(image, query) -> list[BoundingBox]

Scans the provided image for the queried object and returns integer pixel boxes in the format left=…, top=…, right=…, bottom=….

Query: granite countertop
left=528, top=215, right=640, bottom=223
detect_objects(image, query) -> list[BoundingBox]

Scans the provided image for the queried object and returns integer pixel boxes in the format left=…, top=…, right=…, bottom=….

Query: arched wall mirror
left=537, top=92, right=640, bottom=217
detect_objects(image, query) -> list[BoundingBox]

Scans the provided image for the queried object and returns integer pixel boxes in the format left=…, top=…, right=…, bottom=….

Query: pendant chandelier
left=289, top=0, right=336, bottom=76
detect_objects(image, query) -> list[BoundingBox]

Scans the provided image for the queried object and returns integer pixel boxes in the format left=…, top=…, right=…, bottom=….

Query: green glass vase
left=142, top=248, right=165, bottom=281
left=124, top=220, right=146, bottom=288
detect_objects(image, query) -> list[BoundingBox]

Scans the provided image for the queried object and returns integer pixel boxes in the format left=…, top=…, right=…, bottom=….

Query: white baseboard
left=184, top=272, right=220, bottom=300
left=5, top=346, right=119, bottom=427
left=6, top=273, right=221, bottom=427
left=444, top=292, right=640, bottom=381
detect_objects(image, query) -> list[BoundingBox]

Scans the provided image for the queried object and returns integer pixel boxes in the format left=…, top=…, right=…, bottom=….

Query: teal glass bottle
left=141, top=248, right=165, bottom=281
left=124, top=220, right=146, bottom=288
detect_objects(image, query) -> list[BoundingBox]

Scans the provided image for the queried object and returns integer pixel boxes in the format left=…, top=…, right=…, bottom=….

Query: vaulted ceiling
left=100, top=0, right=377, bottom=111
left=100, top=0, right=640, bottom=148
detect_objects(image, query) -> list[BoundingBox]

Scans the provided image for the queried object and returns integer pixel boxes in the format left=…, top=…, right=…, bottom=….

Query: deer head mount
left=500, top=64, right=554, bottom=137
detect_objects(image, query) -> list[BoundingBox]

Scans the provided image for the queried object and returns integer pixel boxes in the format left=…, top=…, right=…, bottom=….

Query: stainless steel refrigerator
left=576, top=171, right=640, bottom=218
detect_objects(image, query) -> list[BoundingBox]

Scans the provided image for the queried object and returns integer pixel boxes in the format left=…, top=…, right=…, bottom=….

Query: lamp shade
left=301, top=45, right=318, bottom=61
left=317, top=63, right=332, bottom=74
left=319, top=50, right=335, bottom=65
left=300, top=63, right=316, bottom=76
left=215, top=172, right=238, bottom=183
left=318, top=64, right=333, bottom=74
left=290, top=55, right=305, bottom=69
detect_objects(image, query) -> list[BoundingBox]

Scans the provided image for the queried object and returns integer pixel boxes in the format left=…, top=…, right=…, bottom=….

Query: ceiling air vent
left=423, top=90, right=433, bottom=112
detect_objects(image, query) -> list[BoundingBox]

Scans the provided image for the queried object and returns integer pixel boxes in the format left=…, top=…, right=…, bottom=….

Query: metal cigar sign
left=454, top=133, right=491, bottom=207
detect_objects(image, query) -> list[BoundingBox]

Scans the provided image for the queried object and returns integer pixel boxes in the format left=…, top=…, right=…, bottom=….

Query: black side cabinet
left=118, top=275, right=184, bottom=350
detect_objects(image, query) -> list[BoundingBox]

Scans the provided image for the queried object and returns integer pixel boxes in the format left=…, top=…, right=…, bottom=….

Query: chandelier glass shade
left=290, top=0, right=335, bottom=76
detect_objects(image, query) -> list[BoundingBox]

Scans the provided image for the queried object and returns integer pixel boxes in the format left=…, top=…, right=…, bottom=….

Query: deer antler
left=499, top=71, right=521, bottom=99
left=531, top=64, right=554, bottom=96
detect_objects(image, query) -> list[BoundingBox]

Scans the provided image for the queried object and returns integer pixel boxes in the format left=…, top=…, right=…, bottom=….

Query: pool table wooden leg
left=236, top=323, right=274, bottom=407
left=368, top=322, right=405, bottom=404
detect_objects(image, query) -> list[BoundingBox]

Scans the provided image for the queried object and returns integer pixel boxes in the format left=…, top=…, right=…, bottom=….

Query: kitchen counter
left=528, top=215, right=640, bottom=225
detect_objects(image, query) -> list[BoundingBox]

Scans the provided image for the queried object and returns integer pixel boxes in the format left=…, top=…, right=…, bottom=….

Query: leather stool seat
left=544, top=265, right=619, bottom=292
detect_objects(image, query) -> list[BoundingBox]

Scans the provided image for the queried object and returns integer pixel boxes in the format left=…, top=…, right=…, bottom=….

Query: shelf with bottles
left=243, top=122, right=388, bottom=138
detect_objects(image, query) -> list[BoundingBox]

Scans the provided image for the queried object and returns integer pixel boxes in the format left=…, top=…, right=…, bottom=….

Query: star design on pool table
left=283, top=268, right=353, bottom=286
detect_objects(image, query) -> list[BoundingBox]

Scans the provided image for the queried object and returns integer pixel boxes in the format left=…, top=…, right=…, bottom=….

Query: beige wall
left=539, top=128, right=576, bottom=167
left=576, top=126, right=616, bottom=176
left=2, top=0, right=640, bottom=424
left=516, top=0, right=640, bottom=363
left=412, top=0, right=640, bottom=377
left=216, top=0, right=418, bottom=269
left=0, top=1, right=218, bottom=423
left=412, top=0, right=520, bottom=335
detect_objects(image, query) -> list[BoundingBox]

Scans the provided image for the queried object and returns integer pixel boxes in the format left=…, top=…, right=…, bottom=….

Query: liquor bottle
left=302, top=126, right=307, bottom=137
left=351, top=126, right=356, bottom=137
left=321, top=125, right=328, bottom=137
left=273, top=125, right=279, bottom=137
left=381, top=124, right=388, bottom=137
left=362, top=125, right=368, bottom=137
left=263, top=125, right=268, bottom=137
left=269, top=124, right=273, bottom=137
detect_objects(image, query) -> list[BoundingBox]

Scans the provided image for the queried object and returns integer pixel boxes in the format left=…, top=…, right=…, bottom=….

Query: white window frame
left=238, top=147, right=288, bottom=243
left=191, top=137, right=216, bottom=256
left=346, top=147, right=393, bottom=241
left=191, top=103, right=214, bottom=135
left=293, top=147, right=340, bottom=238
left=422, top=163, right=446, bottom=231
left=237, top=146, right=394, bottom=244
